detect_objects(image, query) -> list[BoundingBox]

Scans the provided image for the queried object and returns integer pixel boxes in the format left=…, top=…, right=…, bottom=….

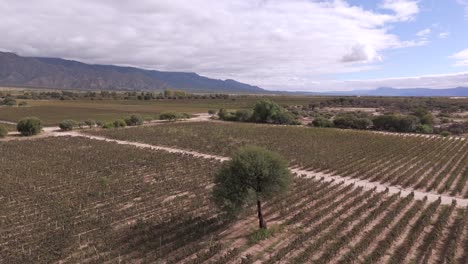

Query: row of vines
left=1, top=136, right=467, bottom=263
left=88, top=121, right=468, bottom=197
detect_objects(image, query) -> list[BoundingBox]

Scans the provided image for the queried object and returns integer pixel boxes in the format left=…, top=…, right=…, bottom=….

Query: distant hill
left=319, top=87, right=468, bottom=97
left=0, top=52, right=265, bottom=93
left=281, top=87, right=468, bottom=97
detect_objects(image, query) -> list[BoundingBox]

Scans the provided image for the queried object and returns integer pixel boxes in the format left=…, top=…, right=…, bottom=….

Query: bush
left=84, top=119, right=96, bottom=128
left=218, top=108, right=237, bottom=121
left=0, top=125, right=7, bottom=138
left=311, top=117, right=332, bottom=128
left=415, top=124, right=433, bottom=134
left=125, top=114, right=144, bottom=126
left=440, top=131, right=451, bottom=137
left=102, top=122, right=114, bottom=129
left=275, top=111, right=300, bottom=125
left=159, top=111, right=186, bottom=121
left=372, top=114, right=420, bottom=132
left=234, top=109, right=253, bottom=122
left=18, top=101, right=28, bottom=107
left=333, top=112, right=372, bottom=130
left=96, top=121, right=104, bottom=127
left=252, top=99, right=283, bottom=123
left=59, top=120, right=77, bottom=131
left=208, top=109, right=217, bottom=115
left=3, top=97, right=16, bottom=106
left=17, top=117, right=42, bottom=136
left=113, top=119, right=127, bottom=128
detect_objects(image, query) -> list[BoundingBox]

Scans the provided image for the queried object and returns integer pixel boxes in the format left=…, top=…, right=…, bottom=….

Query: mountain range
left=310, top=87, right=468, bottom=97
left=0, top=51, right=264, bottom=93
left=0, top=51, right=467, bottom=96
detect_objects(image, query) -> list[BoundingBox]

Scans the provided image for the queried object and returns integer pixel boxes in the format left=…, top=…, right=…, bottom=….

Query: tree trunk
left=257, top=199, right=267, bottom=229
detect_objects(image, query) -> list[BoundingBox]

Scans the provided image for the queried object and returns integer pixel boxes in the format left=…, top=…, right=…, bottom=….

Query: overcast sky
left=1, top=0, right=468, bottom=91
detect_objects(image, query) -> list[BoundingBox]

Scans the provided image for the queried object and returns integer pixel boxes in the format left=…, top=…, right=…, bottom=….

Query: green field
left=87, top=121, right=468, bottom=197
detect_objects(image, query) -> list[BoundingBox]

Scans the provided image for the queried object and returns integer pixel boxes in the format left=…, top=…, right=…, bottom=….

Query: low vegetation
left=0, top=125, right=7, bottom=138
left=59, top=119, right=78, bottom=131
left=218, top=99, right=300, bottom=125
left=16, top=116, right=42, bottom=136
left=88, top=122, right=468, bottom=196
left=0, top=137, right=466, bottom=263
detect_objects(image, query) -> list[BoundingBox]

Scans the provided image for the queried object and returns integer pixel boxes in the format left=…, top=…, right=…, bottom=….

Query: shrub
left=275, top=111, right=300, bottom=125
left=311, top=117, right=332, bottom=128
left=17, top=117, right=42, bottom=136
left=234, top=109, right=253, bottom=122
left=84, top=120, right=96, bottom=128
left=159, top=112, right=182, bottom=121
left=415, top=124, right=433, bottom=134
left=333, top=112, right=372, bottom=130
left=113, top=119, right=127, bottom=128
left=252, top=99, right=283, bottom=123
left=96, top=121, right=104, bottom=127
left=218, top=109, right=237, bottom=121
left=78, top=122, right=86, bottom=129
left=3, top=97, right=16, bottom=106
left=102, top=122, right=114, bottom=129
left=0, top=125, right=7, bottom=138
left=18, top=101, right=28, bottom=107
left=440, top=131, right=451, bottom=137
left=208, top=109, right=217, bottom=115
left=124, top=114, right=144, bottom=126
left=59, top=120, right=77, bottom=131
left=372, top=114, right=420, bottom=132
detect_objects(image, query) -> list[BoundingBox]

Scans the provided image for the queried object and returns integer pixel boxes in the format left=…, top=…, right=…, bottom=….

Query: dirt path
left=0, top=120, right=17, bottom=125
left=51, top=131, right=468, bottom=207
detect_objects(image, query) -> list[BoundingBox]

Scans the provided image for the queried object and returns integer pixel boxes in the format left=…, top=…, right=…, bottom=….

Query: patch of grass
left=248, top=224, right=282, bottom=245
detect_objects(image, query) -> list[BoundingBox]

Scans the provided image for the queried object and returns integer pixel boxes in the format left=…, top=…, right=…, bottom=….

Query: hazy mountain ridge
left=317, top=87, right=468, bottom=97
left=0, top=52, right=264, bottom=93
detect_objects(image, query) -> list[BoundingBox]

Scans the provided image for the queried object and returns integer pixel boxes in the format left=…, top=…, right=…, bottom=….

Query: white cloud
left=439, top=32, right=450, bottom=39
left=416, top=28, right=431, bottom=37
left=0, top=0, right=423, bottom=90
left=452, top=49, right=468, bottom=66
left=380, top=0, right=420, bottom=21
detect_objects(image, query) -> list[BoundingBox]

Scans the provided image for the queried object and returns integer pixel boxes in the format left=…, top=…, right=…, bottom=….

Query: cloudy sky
left=1, top=0, right=468, bottom=91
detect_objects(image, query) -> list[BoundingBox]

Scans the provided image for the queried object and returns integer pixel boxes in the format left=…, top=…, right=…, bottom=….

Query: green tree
left=17, top=117, right=42, bottom=136
left=213, top=146, right=291, bottom=229
left=251, top=99, right=283, bottom=123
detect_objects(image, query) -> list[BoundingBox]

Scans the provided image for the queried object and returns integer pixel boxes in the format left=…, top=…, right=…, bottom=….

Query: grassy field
left=1, top=137, right=466, bottom=263
left=87, top=121, right=468, bottom=197
left=0, top=96, right=313, bottom=125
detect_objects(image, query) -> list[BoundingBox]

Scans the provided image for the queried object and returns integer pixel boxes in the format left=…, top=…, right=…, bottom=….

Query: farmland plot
left=87, top=122, right=468, bottom=197
left=0, top=136, right=467, bottom=263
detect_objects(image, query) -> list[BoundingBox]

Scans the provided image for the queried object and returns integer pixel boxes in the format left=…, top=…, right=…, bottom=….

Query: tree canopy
left=212, top=146, right=291, bottom=229
left=17, top=117, right=42, bottom=136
